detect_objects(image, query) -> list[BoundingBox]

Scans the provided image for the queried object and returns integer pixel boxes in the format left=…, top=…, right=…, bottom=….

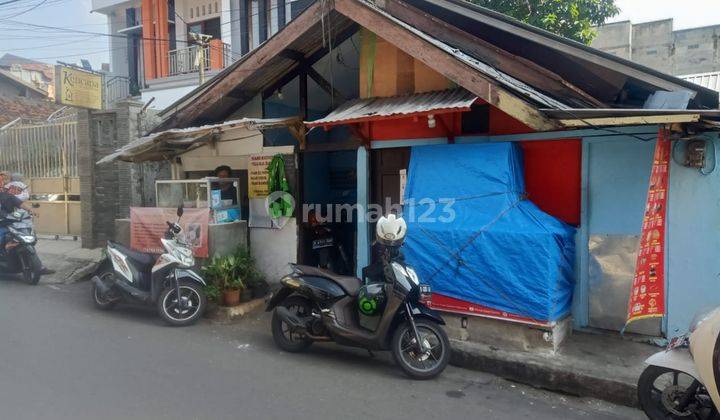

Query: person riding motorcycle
left=0, top=191, right=34, bottom=254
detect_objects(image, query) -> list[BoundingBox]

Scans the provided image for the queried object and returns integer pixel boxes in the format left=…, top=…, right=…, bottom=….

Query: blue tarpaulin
left=402, top=143, right=576, bottom=322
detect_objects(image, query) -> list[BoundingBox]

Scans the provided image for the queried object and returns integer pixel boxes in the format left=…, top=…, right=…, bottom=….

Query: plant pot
left=223, top=289, right=241, bottom=307
left=240, top=288, right=253, bottom=303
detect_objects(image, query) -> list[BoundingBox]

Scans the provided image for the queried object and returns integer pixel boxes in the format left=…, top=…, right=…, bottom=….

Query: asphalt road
left=0, top=278, right=645, bottom=420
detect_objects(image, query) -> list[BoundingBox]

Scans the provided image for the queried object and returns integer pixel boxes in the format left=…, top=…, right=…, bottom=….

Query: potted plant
left=203, top=255, right=245, bottom=307
left=232, top=246, right=259, bottom=302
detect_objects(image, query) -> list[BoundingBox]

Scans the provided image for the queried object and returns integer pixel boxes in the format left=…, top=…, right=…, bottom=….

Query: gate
left=0, top=117, right=81, bottom=236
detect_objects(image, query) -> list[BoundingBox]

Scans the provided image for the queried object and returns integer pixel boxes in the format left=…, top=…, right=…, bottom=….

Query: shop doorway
left=298, top=150, right=358, bottom=275
left=370, top=147, right=410, bottom=262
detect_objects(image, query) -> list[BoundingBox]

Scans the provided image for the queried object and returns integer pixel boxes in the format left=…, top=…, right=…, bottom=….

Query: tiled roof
left=0, top=96, right=65, bottom=126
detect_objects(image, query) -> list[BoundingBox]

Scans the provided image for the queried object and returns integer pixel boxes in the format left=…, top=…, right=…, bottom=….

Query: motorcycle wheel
left=391, top=319, right=450, bottom=380
left=157, top=280, right=207, bottom=327
left=20, top=252, right=42, bottom=285
left=92, top=268, right=119, bottom=310
left=271, top=296, right=313, bottom=352
left=638, top=365, right=718, bottom=420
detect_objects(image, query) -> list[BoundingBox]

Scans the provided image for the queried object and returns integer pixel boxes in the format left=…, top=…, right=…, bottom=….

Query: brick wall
left=78, top=100, right=170, bottom=248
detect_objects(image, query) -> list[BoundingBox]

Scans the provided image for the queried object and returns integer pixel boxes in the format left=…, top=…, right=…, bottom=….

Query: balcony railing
left=167, top=41, right=232, bottom=77
left=104, top=75, right=140, bottom=108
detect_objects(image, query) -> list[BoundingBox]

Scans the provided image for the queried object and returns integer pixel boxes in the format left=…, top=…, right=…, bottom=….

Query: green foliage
left=469, top=0, right=619, bottom=44
left=204, top=282, right=222, bottom=302
left=202, top=245, right=261, bottom=293
left=203, top=255, right=245, bottom=292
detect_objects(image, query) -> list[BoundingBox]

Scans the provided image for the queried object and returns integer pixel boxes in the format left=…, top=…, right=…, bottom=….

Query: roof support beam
left=333, top=0, right=558, bottom=131
left=559, top=114, right=701, bottom=128
left=160, top=1, right=327, bottom=129
left=382, top=0, right=603, bottom=108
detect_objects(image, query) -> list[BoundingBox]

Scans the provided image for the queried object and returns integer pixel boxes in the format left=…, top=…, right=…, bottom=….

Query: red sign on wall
left=130, top=207, right=210, bottom=258
left=626, top=128, right=671, bottom=325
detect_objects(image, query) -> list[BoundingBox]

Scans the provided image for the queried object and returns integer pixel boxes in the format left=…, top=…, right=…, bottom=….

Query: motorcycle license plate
left=666, top=334, right=688, bottom=351
left=312, top=238, right=334, bottom=249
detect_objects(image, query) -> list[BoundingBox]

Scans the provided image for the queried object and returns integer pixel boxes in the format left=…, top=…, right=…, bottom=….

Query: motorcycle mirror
left=177, top=206, right=184, bottom=218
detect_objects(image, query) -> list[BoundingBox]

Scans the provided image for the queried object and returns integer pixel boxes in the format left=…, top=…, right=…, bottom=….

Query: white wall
left=108, top=8, right=130, bottom=77
left=141, top=84, right=198, bottom=109
left=250, top=218, right=297, bottom=284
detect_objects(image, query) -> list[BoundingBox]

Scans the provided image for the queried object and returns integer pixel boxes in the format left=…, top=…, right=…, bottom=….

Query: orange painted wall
left=356, top=27, right=581, bottom=225
left=359, top=29, right=453, bottom=98
left=141, top=0, right=170, bottom=80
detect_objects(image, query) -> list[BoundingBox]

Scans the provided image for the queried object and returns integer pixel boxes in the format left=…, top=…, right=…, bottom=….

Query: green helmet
left=358, top=283, right=386, bottom=316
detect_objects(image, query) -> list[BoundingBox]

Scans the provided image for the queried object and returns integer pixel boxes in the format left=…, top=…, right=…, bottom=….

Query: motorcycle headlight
left=174, top=247, right=195, bottom=267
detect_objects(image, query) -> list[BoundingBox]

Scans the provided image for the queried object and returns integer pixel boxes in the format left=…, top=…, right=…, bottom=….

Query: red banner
left=130, top=207, right=210, bottom=258
left=626, top=129, right=670, bottom=325
left=428, top=293, right=552, bottom=327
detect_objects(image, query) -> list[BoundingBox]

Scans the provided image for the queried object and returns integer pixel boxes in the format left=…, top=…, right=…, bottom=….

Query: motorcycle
left=638, top=308, right=720, bottom=419
left=91, top=206, right=207, bottom=326
left=0, top=207, right=42, bottom=285
left=310, top=223, right=350, bottom=275
left=266, top=214, right=451, bottom=379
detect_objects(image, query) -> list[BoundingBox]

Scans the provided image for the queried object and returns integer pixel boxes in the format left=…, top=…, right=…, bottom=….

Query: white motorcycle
left=638, top=309, right=720, bottom=419
left=91, top=206, right=207, bottom=326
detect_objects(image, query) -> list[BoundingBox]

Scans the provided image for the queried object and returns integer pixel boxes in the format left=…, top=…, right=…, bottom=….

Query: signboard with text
left=248, top=153, right=273, bottom=198
left=626, top=128, right=670, bottom=326
left=55, top=65, right=102, bottom=110
left=130, top=207, right=210, bottom=258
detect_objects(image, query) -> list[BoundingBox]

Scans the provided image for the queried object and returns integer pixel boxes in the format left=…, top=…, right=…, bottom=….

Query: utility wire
left=0, top=0, right=48, bottom=21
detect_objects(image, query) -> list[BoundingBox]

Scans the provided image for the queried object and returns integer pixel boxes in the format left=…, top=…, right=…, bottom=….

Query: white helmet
left=376, top=214, right=407, bottom=246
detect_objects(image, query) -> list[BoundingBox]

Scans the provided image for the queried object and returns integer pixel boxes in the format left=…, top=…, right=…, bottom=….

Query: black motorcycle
left=310, top=224, right=350, bottom=275
left=0, top=208, right=42, bottom=285
left=266, top=244, right=450, bottom=379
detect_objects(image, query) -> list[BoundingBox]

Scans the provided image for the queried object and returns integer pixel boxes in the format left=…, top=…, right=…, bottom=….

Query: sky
left=0, top=0, right=719, bottom=71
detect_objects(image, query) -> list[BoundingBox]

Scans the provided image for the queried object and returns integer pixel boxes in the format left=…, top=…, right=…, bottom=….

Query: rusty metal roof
left=306, top=89, right=477, bottom=127
left=97, top=117, right=301, bottom=164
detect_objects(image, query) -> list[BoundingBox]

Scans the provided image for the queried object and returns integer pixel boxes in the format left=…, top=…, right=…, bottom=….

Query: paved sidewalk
left=35, top=239, right=103, bottom=284
left=451, top=330, right=659, bottom=408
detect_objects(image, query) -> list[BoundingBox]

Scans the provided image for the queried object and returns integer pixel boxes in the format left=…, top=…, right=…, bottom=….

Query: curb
left=450, top=339, right=638, bottom=408
left=205, top=298, right=266, bottom=323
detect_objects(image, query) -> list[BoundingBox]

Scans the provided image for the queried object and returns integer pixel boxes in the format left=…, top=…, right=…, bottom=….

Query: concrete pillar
left=356, top=146, right=370, bottom=277
left=78, top=100, right=146, bottom=248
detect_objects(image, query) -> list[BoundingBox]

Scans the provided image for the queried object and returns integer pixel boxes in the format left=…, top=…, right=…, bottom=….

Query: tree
left=469, top=0, right=619, bottom=44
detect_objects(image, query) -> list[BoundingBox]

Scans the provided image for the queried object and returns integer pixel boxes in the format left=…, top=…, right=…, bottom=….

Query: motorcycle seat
left=294, top=265, right=361, bottom=296
left=108, top=241, right=156, bottom=268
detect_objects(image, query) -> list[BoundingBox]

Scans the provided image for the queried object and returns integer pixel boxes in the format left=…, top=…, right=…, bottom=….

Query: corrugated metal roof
left=97, top=117, right=301, bottom=164
left=306, top=89, right=477, bottom=127
left=681, top=72, right=720, bottom=93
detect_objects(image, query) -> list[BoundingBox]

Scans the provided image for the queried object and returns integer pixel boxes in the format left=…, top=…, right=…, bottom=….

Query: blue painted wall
left=586, top=139, right=655, bottom=235
left=666, top=134, right=720, bottom=336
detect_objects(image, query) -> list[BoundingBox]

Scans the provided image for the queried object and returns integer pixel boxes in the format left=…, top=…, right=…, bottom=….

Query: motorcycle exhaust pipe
left=92, top=276, right=112, bottom=295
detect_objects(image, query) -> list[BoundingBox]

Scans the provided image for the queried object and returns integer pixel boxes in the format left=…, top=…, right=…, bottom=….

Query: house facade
left=97, top=0, right=720, bottom=345
left=91, top=0, right=314, bottom=108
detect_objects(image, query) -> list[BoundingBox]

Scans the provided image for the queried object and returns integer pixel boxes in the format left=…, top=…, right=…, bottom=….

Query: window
left=187, top=17, right=221, bottom=41
left=646, top=49, right=658, bottom=55
left=688, top=44, right=700, bottom=50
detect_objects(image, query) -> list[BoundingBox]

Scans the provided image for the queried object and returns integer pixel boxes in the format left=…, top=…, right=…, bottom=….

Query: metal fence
left=0, top=117, right=81, bottom=236
left=0, top=118, right=78, bottom=178
left=168, top=44, right=211, bottom=76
